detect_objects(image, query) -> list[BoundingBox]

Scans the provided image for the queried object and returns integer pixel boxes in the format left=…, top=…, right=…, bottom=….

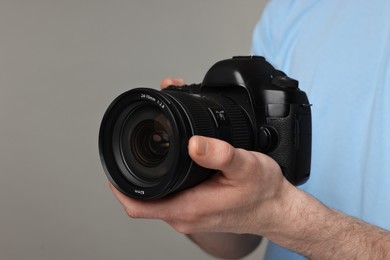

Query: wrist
left=254, top=181, right=333, bottom=249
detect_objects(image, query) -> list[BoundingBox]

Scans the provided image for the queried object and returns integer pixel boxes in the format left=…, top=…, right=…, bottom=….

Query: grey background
left=0, top=1, right=268, bottom=259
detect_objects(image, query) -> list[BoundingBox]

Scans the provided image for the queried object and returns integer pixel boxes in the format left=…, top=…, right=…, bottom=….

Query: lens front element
left=119, top=106, right=174, bottom=182
left=131, top=119, right=170, bottom=167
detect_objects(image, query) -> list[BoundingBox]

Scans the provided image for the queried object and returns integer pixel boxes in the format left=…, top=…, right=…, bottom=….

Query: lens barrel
left=99, top=88, right=252, bottom=199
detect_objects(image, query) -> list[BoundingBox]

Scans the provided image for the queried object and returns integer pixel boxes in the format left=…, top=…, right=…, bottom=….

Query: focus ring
left=165, top=91, right=217, bottom=138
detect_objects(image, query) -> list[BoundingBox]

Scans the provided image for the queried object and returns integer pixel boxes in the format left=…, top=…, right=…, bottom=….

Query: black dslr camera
left=99, top=56, right=311, bottom=200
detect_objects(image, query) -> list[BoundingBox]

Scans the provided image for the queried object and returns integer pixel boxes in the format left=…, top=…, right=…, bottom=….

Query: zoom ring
left=167, top=92, right=217, bottom=138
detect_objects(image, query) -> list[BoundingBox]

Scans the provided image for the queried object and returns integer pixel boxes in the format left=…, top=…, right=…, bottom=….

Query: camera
left=99, top=56, right=311, bottom=200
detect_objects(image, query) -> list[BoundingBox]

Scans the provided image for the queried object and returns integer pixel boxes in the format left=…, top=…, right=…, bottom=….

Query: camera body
left=99, top=56, right=311, bottom=200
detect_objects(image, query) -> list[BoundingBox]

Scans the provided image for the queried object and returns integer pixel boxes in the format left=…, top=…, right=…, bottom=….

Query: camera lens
left=99, top=88, right=252, bottom=200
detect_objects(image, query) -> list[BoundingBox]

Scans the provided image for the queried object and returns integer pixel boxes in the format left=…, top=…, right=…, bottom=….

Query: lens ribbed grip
left=220, top=98, right=252, bottom=149
left=167, top=92, right=217, bottom=138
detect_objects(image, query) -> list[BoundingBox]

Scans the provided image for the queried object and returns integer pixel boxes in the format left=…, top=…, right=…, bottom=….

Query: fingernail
left=195, top=136, right=208, bottom=156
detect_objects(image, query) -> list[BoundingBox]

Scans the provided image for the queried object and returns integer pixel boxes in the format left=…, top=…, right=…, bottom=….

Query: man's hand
left=109, top=134, right=289, bottom=234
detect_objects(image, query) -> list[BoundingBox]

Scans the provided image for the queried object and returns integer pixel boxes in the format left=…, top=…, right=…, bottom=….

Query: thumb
left=188, top=136, right=259, bottom=180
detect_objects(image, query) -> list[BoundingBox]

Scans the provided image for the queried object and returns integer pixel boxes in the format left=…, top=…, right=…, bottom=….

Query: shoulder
left=251, top=0, right=322, bottom=64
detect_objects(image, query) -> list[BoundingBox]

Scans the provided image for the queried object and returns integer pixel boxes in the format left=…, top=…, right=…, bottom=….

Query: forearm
left=187, top=233, right=262, bottom=259
left=264, top=187, right=390, bottom=259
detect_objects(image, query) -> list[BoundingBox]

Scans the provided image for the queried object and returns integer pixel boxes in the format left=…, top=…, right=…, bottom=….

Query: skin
left=109, top=78, right=390, bottom=259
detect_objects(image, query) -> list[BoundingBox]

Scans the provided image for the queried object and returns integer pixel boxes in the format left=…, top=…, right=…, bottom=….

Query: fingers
left=188, top=136, right=261, bottom=180
left=109, top=181, right=230, bottom=233
left=109, top=182, right=160, bottom=218
left=108, top=137, right=283, bottom=234
left=160, top=77, right=185, bottom=89
left=109, top=181, right=210, bottom=232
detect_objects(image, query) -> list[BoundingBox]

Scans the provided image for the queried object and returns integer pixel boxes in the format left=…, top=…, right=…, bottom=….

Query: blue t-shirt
left=252, top=1, right=390, bottom=259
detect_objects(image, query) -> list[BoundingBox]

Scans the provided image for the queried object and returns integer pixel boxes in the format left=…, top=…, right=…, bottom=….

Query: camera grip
left=265, top=104, right=311, bottom=185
